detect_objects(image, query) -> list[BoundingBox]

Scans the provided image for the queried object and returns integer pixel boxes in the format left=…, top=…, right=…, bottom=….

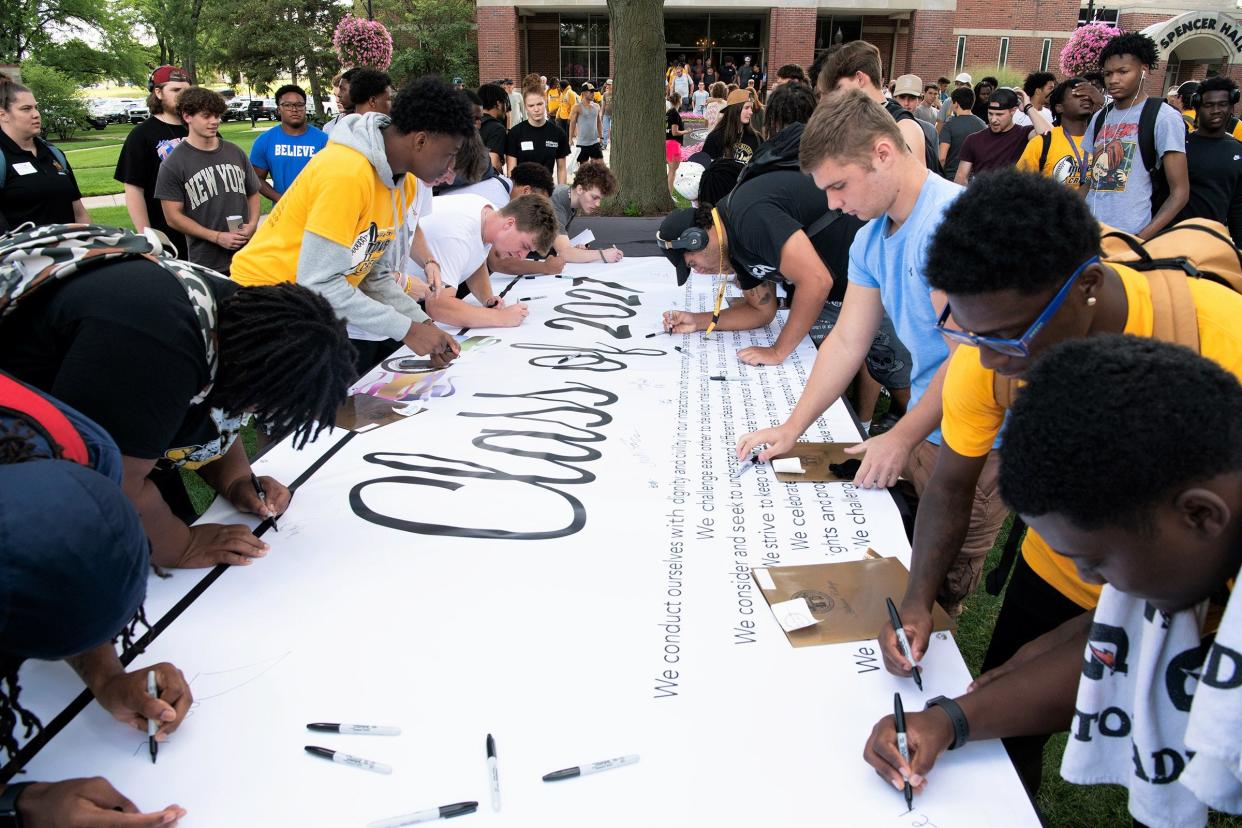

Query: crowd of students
left=2, top=23, right=1242, bottom=826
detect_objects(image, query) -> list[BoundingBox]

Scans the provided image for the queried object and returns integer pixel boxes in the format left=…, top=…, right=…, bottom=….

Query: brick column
left=766, top=8, right=816, bottom=90
left=476, top=6, right=521, bottom=84
left=907, top=10, right=955, bottom=80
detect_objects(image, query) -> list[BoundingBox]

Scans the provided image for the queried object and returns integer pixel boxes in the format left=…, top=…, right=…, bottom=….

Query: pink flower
left=1060, top=22, right=1121, bottom=78
left=334, top=16, right=394, bottom=70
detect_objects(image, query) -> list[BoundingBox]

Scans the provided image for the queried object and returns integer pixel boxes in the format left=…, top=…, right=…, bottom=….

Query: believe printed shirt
left=1085, top=100, right=1186, bottom=233
left=249, top=124, right=328, bottom=195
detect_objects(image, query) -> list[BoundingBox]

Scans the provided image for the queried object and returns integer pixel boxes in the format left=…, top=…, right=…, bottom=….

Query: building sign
left=1146, top=12, right=1242, bottom=57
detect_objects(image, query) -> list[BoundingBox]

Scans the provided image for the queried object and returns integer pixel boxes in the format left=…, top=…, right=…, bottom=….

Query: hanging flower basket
left=334, top=15, right=394, bottom=70
left=1060, top=22, right=1121, bottom=78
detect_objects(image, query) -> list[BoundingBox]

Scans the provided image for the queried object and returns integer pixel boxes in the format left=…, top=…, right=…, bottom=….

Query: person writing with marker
left=864, top=335, right=1242, bottom=827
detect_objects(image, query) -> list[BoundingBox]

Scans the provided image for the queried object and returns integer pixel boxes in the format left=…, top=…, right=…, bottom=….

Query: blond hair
left=799, top=88, right=906, bottom=173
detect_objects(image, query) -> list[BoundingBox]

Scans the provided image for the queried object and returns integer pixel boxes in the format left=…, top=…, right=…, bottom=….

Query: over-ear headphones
left=657, top=208, right=722, bottom=253
left=1191, top=86, right=1241, bottom=108
left=148, top=71, right=156, bottom=93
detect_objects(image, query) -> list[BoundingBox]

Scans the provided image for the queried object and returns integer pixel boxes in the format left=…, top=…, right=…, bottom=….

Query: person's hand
left=174, top=523, right=269, bottom=568
left=235, top=223, right=255, bottom=239
left=736, top=424, right=796, bottom=463
left=398, top=274, right=431, bottom=300
left=600, top=247, right=623, bottom=263
left=92, top=662, right=192, bottom=740
left=736, top=345, right=784, bottom=366
left=663, top=310, right=704, bottom=333
left=862, top=708, right=956, bottom=795
left=214, top=231, right=247, bottom=251
left=424, top=262, right=444, bottom=296
left=222, top=474, right=290, bottom=520
left=404, top=321, right=461, bottom=363
left=16, top=778, right=186, bottom=828
left=879, top=603, right=933, bottom=677
left=842, top=429, right=914, bottom=489
left=483, top=296, right=506, bottom=309
left=1071, top=80, right=1103, bottom=110
left=495, top=302, right=529, bottom=327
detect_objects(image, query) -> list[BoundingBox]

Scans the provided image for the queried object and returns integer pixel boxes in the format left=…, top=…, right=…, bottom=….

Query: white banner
left=15, top=259, right=1038, bottom=827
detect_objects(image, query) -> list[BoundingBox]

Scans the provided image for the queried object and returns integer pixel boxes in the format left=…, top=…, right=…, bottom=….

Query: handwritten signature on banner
left=352, top=335, right=500, bottom=402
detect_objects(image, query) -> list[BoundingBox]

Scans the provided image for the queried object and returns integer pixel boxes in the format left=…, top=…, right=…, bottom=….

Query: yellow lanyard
left=704, top=209, right=728, bottom=337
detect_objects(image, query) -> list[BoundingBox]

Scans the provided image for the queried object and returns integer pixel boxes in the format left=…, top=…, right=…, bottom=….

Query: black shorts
left=576, top=144, right=603, bottom=163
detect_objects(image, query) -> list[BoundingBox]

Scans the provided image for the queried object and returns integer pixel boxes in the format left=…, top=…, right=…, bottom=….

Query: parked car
left=126, top=103, right=149, bottom=124
left=222, top=98, right=250, bottom=122
left=88, top=98, right=130, bottom=125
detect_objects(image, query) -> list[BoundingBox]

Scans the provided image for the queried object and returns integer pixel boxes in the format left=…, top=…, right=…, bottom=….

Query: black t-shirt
left=504, top=119, right=570, bottom=174
left=114, top=116, right=189, bottom=255
left=720, top=64, right=737, bottom=84
left=666, top=109, right=684, bottom=144
left=703, top=127, right=760, bottom=165
left=1179, top=132, right=1242, bottom=243
left=480, top=115, right=507, bottom=159
left=0, top=131, right=81, bottom=231
left=0, top=258, right=237, bottom=463
left=724, top=170, right=864, bottom=303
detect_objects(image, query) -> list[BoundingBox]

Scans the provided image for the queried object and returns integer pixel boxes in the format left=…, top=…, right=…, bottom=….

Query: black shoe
left=869, top=411, right=901, bottom=438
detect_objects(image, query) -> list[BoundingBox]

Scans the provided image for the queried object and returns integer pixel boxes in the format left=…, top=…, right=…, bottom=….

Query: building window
left=955, top=37, right=967, bottom=74
left=664, top=14, right=765, bottom=73
left=998, top=37, right=1010, bottom=67
left=1078, top=7, right=1119, bottom=26
left=560, top=14, right=610, bottom=86
left=814, top=16, right=863, bottom=55
left=1040, top=38, right=1052, bottom=72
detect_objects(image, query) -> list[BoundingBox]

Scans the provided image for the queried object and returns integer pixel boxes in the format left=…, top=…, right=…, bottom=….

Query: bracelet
left=925, top=695, right=970, bottom=750
left=598, top=249, right=606, bottom=262
left=0, top=782, right=33, bottom=827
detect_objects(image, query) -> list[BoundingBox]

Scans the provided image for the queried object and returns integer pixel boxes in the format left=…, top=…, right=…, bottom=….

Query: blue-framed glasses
left=934, top=256, right=1099, bottom=358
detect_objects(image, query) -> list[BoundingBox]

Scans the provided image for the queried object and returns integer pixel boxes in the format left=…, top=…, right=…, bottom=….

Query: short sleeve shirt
left=114, top=116, right=189, bottom=254
left=504, top=120, right=570, bottom=174
left=550, top=185, right=575, bottom=235
left=726, top=170, right=864, bottom=304
left=1085, top=99, right=1187, bottom=233
left=1017, top=127, right=1089, bottom=187
left=0, top=132, right=81, bottom=230
left=248, top=124, right=328, bottom=195
left=479, top=115, right=507, bottom=159
left=958, top=123, right=1035, bottom=178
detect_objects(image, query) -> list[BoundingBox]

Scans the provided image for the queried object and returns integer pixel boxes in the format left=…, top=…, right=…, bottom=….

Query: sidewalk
left=83, top=193, right=126, bottom=209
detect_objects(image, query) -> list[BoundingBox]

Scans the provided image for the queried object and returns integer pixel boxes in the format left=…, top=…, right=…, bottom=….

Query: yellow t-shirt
left=1017, top=128, right=1088, bottom=187
left=1184, top=109, right=1198, bottom=132
left=230, top=143, right=417, bottom=288
left=940, top=264, right=1242, bottom=608
left=557, top=90, right=579, bottom=120
left=547, top=88, right=562, bottom=117
left=1232, top=118, right=1242, bottom=143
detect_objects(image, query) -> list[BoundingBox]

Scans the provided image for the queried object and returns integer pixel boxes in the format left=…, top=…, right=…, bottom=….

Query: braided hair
left=211, top=284, right=357, bottom=449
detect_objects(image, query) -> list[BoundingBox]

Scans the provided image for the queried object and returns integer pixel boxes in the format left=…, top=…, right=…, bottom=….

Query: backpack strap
left=1038, top=132, right=1052, bottom=174
left=1137, top=97, right=1164, bottom=174
left=1144, top=269, right=1201, bottom=353
left=803, top=209, right=844, bottom=241
left=991, top=373, right=1019, bottom=410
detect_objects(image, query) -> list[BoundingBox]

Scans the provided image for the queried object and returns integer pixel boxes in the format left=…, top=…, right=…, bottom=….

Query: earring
left=1086, top=297, right=1097, bottom=307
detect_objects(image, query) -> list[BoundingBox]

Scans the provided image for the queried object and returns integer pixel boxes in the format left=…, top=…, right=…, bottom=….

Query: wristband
left=925, top=696, right=969, bottom=750
left=1022, top=104, right=1032, bottom=114
left=0, top=782, right=33, bottom=828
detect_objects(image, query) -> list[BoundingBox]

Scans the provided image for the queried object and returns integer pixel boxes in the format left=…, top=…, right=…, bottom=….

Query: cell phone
left=226, top=215, right=243, bottom=232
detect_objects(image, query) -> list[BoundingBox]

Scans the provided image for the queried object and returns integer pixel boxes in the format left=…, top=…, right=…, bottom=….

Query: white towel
left=1060, top=584, right=1242, bottom=827
left=1182, top=583, right=1242, bottom=816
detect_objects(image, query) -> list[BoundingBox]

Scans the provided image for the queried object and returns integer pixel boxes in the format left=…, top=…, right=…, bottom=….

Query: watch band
left=0, top=782, right=33, bottom=827
left=925, top=695, right=970, bottom=750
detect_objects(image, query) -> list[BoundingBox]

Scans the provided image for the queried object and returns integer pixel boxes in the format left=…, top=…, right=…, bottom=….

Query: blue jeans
left=602, top=114, right=611, bottom=148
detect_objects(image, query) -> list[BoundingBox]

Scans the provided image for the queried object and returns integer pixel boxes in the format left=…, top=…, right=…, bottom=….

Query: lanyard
left=1063, top=126, right=1088, bottom=177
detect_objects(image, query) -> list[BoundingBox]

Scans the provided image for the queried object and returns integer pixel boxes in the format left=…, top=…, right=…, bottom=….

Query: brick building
left=474, top=0, right=1242, bottom=95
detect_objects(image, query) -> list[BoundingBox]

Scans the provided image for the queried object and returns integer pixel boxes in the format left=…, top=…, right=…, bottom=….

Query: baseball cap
left=955, top=72, right=973, bottom=84
left=673, top=161, right=705, bottom=203
left=581, top=82, right=595, bottom=91
left=657, top=208, right=704, bottom=286
left=893, top=74, right=923, bottom=98
left=151, top=65, right=189, bottom=87
left=724, top=88, right=750, bottom=107
left=988, top=88, right=1020, bottom=110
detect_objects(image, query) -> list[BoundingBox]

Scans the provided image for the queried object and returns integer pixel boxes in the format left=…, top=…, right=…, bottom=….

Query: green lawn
left=86, top=195, right=274, bottom=230
left=62, top=120, right=276, bottom=198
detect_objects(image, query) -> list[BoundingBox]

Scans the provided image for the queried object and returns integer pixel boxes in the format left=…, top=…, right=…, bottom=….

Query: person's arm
left=123, top=183, right=152, bottom=231
left=953, top=159, right=973, bottom=185
left=1025, top=105, right=1052, bottom=136
left=737, top=230, right=830, bottom=366
left=552, top=233, right=622, bottom=263
left=1229, top=170, right=1242, bottom=245
left=505, top=155, right=518, bottom=176
left=490, top=150, right=504, bottom=171
left=66, top=645, right=192, bottom=740
left=937, top=133, right=951, bottom=167
left=1138, top=151, right=1188, bottom=238
left=664, top=280, right=777, bottom=334
left=71, top=199, right=90, bottom=224
left=488, top=247, right=563, bottom=275
left=556, top=156, right=567, bottom=185
left=9, top=778, right=186, bottom=827
left=897, top=119, right=929, bottom=169
left=863, top=623, right=1085, bottom=792
left=407, top=223, right=444, bottom=296
left=196, top=437, right=288, bottom=520
left=242, top=191, right=260, bottom=238
left=161, top=201, right=247, bottom=251
left=568, top=106, right=578, bottom=144
left=253, top=166, right=282, bottom=203
left=735, top=283, right=885, bottom=460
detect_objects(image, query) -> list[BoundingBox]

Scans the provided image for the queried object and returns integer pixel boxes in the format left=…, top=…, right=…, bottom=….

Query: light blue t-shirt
left=1085, top=99, right=1186, bottom=234
left=249, top=124, right=328, bottom=195
left=847, top=171, right=963, bottom=446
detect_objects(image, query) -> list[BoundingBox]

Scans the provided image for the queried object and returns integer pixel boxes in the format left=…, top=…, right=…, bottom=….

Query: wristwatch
left=925, top=696, right=970, bottom=750
left=0, top=782, right=33, bottom=827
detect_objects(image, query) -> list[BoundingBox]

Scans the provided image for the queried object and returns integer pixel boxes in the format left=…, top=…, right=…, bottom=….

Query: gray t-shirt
left=938, top=113, right=986, bottom=182
left=551, top=185, right=575, bottom=235
left=155, top=140, right=260, bottom=274
left=1085, top=100, right=1186, bottom=233
left=574, top=101, right=600, bottom=146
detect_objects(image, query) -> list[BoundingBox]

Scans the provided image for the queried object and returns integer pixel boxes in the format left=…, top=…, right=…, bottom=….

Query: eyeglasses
left=279, top=102, right=307, bottom=110
left=934, top=255, right=1099, bottom=357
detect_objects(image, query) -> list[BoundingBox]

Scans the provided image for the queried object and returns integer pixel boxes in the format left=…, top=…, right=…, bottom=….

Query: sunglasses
left=934, top=256, right=1099, bottom=357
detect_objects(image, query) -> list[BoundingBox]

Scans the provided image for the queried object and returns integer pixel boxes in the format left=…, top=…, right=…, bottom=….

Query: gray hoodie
left=296, top=112, right=428, bottom=342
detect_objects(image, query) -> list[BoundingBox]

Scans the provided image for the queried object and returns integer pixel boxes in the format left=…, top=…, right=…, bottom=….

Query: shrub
left=21, top=62, right=90, bottom=141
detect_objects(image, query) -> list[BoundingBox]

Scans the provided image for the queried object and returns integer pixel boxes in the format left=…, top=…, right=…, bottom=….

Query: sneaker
left=869, top=411, right=902, bottom=438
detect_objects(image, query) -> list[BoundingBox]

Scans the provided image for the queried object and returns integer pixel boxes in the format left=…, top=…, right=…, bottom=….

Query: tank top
left=575, top=102, right=600, bottom=146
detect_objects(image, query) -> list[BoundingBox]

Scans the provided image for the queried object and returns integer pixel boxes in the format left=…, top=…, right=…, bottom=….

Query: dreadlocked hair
left=0, top=655, right=41, bottom=764
left=212, top=284, right=357, bottom=449
left=0, top=423, right=48, bottom=464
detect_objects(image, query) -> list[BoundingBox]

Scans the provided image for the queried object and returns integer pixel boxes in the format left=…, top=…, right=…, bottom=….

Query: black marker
left=146, top=670, right=158, bottom=764
left=644, top=330, right=670, bottom=338
left=307, top=722, right=401, bottom=736
left=304, top=745, right=392, bottom=774
left=367, top=802, right=478, bottom=827
left=542, top=754, right=639, bottom=781
left=894, top=692, right=913, bottom=812
left=674, top=346, right=686, bottom=354
left=517, top=295, right=546, bottom=301
left=886, top=597, right=923, bottom=691
left=710, top=375, right=747, bottom=382
left=398, top=359, right=433, bottom=370
left=250, top=472, right=277, bottom=531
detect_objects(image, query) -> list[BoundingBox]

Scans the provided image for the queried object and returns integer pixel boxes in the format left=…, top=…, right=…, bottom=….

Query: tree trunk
left=301, top=7, right=324, bottom=122
left=600, top=0, right=672, bottom=216
left=183, top=0, right=205, bottom=83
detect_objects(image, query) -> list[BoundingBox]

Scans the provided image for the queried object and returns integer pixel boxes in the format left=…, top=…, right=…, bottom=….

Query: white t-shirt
left=442, top=175, right=512, bottom=208
left=1013, top=106, right=1052, bottom=127
left=404, top=193, right=492, bottom=286
left=347, top=178, right=434, bottom=342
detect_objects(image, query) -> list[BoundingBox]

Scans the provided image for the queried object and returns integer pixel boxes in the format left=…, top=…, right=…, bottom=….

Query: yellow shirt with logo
left=547, top=88, right=562, bottom=117
left=557, top=90, right=579, bottom=120
left=230, top=142, right=417, bottom=288
left=940, top=264, right=1242, bottom=608
left=1017, top=128, right=1088, bottom=187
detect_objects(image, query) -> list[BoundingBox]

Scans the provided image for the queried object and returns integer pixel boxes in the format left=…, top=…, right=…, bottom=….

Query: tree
left=22, top=61, right=89, bottom=140
left=0, top=0, right=132, bottom=65
left=601, top=0, right=672, bottom=215
left=373, top=0, right=477, bottom=87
